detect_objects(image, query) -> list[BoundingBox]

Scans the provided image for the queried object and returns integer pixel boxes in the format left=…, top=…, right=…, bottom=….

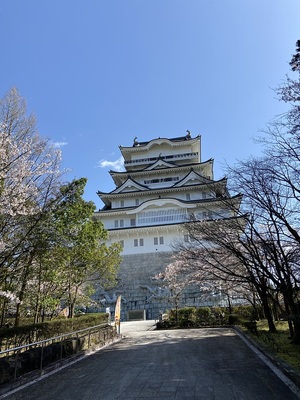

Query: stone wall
left=118, top=252, right=172, bottom=320
left=93, top=251, right=217, bottom=321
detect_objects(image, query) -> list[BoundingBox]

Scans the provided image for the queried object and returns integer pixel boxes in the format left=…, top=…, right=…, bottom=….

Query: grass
left=243, top=320, right=300, bottom=372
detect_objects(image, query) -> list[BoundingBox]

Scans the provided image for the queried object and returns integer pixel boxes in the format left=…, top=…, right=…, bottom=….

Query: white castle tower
left=94, top=132, right=240, bottom=320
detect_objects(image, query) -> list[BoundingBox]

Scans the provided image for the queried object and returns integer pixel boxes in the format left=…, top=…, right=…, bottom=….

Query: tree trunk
left=0, top=299, right=8, bottom=327
left=68, top=302, right=75, bottom=319
left=33, top=262, right=42, bottom=324
left=288, top=294, right=300, bottom=344
left=33, top=304, right=40, bottom=325
left=290, top=318, right=300, bottom=344
left=68, top=285, right=78, bottom=319
left=227, top=293, right=232, bottom=314
left=260, top=293, right=277, bottom=333
left=41, top=308, right=46, bottom=322
left=15, top=267, right=30, bottom=327
left=14, top=253, right=34, bottom=327
left=282, top=293, right=294, bottom=338
left=14, top=301, right=22, bottom=327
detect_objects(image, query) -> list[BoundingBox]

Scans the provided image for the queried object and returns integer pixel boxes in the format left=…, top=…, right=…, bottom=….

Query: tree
left=0, top=88, right=64, bottom=324
left=168, top=41, right=300, bottom=341
left=50, top=178, right=122, bottom=318
left=290, top=40, right=300, bottom=72
left=0, top=89, right=122, bottom=324
left=155, top=258, right=191, bottom=320
left=226, top=157, right=300, bottom=338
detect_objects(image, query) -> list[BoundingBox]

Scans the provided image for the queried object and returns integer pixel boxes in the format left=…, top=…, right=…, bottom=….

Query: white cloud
left=97, top=156, right=124, bottom=171
left=52, top=141, right=68, bottom=148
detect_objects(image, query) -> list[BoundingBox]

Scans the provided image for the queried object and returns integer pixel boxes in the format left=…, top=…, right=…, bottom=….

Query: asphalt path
left=2, top=321, right=300, bottom=400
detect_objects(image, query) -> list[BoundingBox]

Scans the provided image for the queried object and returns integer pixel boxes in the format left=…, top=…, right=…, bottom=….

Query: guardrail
left=0, top=323, right=116, bottom=385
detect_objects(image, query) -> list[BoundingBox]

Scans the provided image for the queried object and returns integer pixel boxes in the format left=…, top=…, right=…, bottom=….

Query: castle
left=93, top=132, right=240, bottom=320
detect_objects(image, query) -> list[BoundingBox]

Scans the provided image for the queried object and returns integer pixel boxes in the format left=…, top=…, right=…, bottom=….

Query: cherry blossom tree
left=156, top=258, right=191, bottom=317
left=0, top=88, right=64, bottom=323
left=164, top=41, right=300, bottom=341
left=0, top=89, right=122, bottom=325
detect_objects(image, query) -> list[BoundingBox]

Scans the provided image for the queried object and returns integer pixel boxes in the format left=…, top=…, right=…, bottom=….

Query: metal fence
left=0, top=323, right=116, bottom=383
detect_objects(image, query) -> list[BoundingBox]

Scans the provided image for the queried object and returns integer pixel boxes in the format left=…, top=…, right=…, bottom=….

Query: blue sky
left=0, top=1, right=299, bottom=207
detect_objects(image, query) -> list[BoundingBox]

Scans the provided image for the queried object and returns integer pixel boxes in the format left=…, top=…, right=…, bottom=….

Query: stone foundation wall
left=117, top=252, right=172, bottom=320
left=93, top=252, right=216, bottom=321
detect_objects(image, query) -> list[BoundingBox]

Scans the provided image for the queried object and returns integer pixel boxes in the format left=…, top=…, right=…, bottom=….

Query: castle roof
left=97, top=177, right=228, bottom=207
left=95, top=193, right=242, bottom=215
left=120, top=132, right=199, bottom=150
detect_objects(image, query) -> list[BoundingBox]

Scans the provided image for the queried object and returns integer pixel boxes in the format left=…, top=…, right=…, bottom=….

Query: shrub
left=0, top=324, right=116, bottom=385
left=231, top=305, right=257, bottom=320
left=168, top=306, right=228, bottom=328
left=228, top=314, right=240, bottom=325
left=0, top=313, right=109, bottom=349
left=177, top=308, right=194, bottom=323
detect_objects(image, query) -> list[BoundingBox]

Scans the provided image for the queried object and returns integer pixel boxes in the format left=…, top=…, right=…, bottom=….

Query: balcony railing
left=124, top=152, right=199, bottom=166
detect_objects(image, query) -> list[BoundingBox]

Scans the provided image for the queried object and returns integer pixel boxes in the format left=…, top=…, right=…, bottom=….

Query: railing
left=124, top=152, right=199, bottom=165
left=0, top=323, right=116, bottom=384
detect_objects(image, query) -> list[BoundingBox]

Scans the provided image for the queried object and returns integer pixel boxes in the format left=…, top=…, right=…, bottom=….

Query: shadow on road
left=3, top=327, right=300, bottom=400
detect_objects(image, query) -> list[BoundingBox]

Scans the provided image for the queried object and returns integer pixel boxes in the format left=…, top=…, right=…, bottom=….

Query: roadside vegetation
left=157, top=40, right=300, bottom=345
left=0, top=88, right=122, bottom=326
left=0, top=313, right=109, bottom=350
left=248, top=320, right=300, bottom=372
left=0, top=313, right=116, bottom=386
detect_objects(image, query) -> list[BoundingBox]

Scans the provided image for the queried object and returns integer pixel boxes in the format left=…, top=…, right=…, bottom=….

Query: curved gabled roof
left=110, top=176, right=149, bottom=194
left=126, top=197, right=197, bottom=214
left=172, top=168, right=211, bottom=187
left=95, top=193, right=243, bottom=215
left=109, top=158, right=213, bottom=176
left=109, top=158, right=214, bottom=186
left=173, top=171, right=227, bottom=194
left=120, top=134, right=200, bottom=150
left=119, top=135, right=201, bottom=162
left=144, top=159, right=177, bottom=170
left=98, top=176, right=227, bottom=198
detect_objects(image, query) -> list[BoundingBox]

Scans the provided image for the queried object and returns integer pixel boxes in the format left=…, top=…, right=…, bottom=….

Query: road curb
left=234, top=326, right=300, bottom=390
left=0, top=336, right=122, bottom=399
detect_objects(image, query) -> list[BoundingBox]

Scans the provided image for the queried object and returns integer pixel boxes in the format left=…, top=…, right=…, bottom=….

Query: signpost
left=106, top=307, right=111, bottom=324
left=115, top=295, right=121, bottom=334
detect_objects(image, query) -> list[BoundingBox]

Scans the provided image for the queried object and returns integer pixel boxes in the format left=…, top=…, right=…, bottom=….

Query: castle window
left=202, top=210, right=213, bottom=220
left=120, top=220, right=124, bottom=227
left=138, top=208, right=187, bottom=225
left=114, top=220, right=119, bottom=228
left=184, top=234, right=196, bottom=243
left=154, top=237, right=164, bottom=245
left=120, top=200, right=124, bottom=207
left=144, top=176, right=180, bottom=185
left=130, top=218, right=136, bottom=226
left=134, top=238, right=144, bottom=247
left=186, top=193, right=191, bottom=200
left=135, top=199, right=140, bottom=206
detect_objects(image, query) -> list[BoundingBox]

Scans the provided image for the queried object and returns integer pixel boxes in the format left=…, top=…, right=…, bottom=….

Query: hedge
left=157, top=305, right=257, bottom=329
left=0, top=313, right=109, bottom=350
left=0, top=324, right=117, bottom=385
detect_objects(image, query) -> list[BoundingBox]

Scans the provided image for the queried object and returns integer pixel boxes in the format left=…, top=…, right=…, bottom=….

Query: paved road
left=2, top=321, right=300, bottom=400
